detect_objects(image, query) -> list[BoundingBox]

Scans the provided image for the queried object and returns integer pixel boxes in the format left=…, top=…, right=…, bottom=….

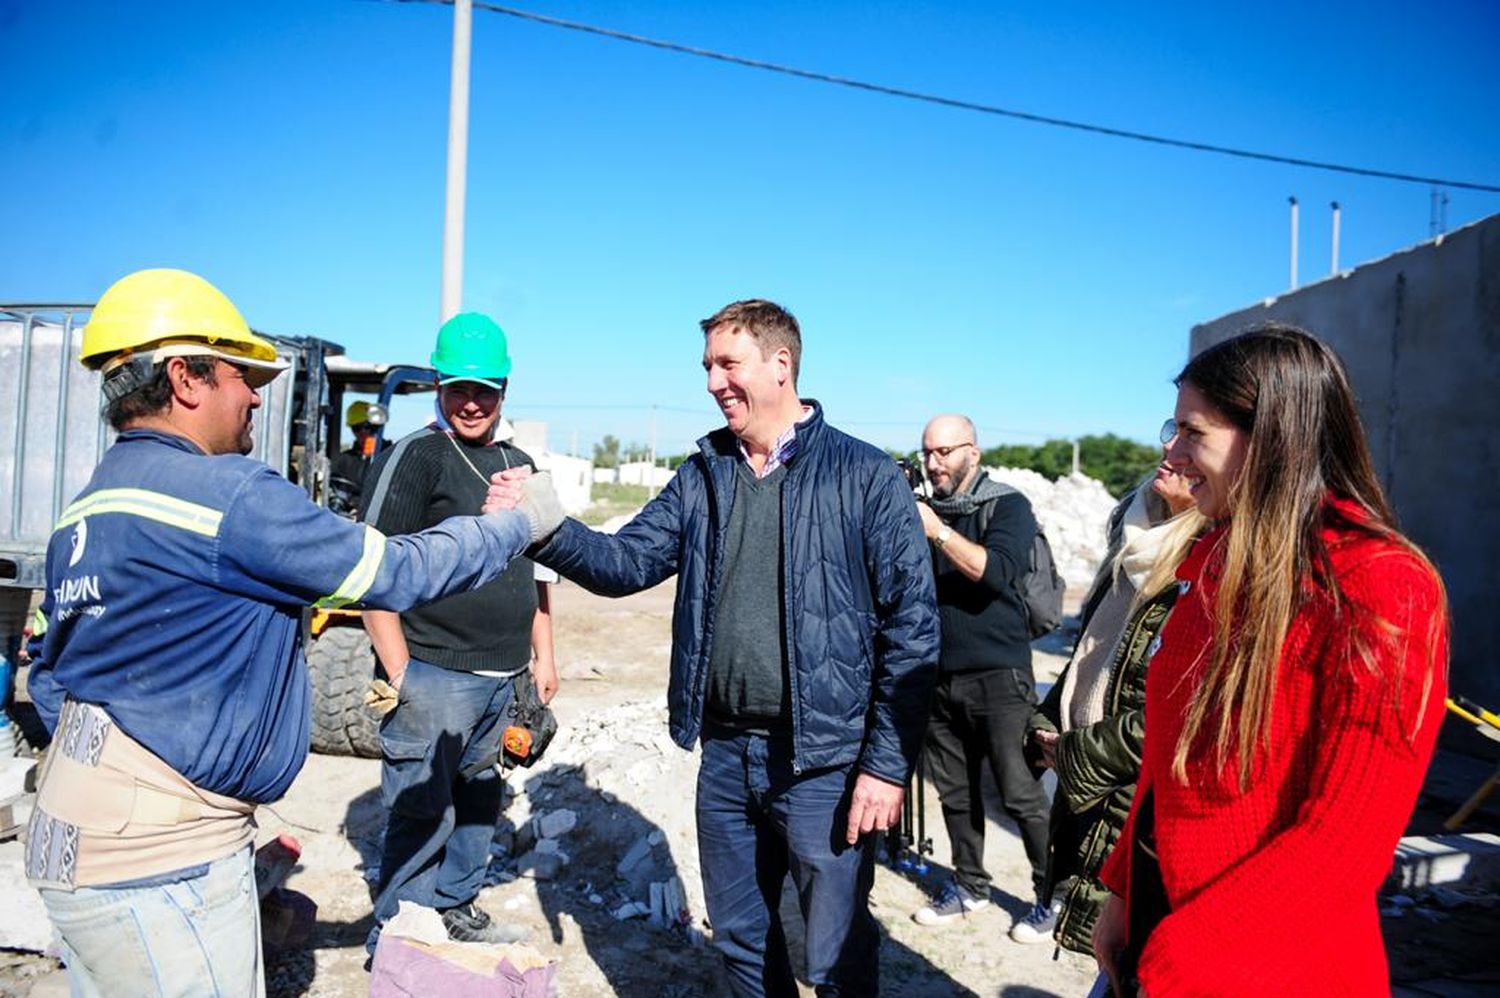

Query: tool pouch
left=503, top=670, right=557, bottom=769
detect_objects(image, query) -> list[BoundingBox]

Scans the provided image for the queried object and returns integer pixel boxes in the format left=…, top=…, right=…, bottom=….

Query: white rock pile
left=984, top=467, right=1119, bottom=591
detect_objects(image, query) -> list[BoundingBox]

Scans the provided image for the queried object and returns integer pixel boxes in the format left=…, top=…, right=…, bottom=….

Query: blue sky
left=4, top=0, right=1498, bottom=457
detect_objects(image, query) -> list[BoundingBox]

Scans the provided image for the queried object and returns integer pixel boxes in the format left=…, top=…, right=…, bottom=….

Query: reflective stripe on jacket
left=28, top=429, right=532, bottom=803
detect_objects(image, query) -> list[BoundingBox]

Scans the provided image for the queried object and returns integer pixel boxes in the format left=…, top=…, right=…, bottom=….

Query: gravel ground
left=4, top=579, right=1493, bottom=996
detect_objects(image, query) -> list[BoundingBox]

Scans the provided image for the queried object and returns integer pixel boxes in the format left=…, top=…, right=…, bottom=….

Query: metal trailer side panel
left=0, top=312, right=301, bottom=591
left=1, top=315, right=109, bottom=589
left=250, top=341, right=296, bottom=479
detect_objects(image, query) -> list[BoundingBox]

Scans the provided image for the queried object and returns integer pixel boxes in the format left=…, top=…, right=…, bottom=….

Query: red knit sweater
left=1099, top=501, right=1448, bottom=996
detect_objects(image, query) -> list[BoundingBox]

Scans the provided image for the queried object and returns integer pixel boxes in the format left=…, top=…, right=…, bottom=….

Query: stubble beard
left=932, top=455, right=976, bottom=499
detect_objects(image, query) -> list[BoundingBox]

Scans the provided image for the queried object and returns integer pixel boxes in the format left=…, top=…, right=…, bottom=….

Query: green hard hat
left=431, top=312, right=512, bottom=383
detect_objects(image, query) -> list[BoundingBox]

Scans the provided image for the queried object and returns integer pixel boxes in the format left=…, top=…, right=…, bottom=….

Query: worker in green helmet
left=357, top=312, right=558, bottom=952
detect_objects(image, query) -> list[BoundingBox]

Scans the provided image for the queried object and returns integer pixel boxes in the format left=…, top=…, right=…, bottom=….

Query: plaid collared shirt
left=738, top=406, right=813, bottom=478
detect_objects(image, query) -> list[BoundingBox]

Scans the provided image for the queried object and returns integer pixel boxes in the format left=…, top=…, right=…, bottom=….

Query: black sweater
left=359, top=427, right=538, bottom=672
left=932, top=490, right=1035, bottom=673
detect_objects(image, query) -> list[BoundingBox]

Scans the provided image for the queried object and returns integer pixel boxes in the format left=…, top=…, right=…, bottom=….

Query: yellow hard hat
left=82, top=269, right=285, bottom=387
left=347, top=400, right=372, bottom=427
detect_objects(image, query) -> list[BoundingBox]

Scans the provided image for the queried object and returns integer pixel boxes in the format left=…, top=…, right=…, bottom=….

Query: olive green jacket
left=1028, top=584, right=1177, bottom=955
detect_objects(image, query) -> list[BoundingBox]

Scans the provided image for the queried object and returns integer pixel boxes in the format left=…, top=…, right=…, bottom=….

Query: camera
left=896, top=457, right=927, bottom=497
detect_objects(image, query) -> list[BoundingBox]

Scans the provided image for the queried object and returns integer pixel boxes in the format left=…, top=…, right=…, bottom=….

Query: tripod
left=885, top=753, right=934, bottom=875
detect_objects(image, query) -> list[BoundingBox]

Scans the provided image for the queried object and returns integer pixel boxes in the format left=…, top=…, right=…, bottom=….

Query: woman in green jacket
left=1027, top=456, right=1202, bottom=954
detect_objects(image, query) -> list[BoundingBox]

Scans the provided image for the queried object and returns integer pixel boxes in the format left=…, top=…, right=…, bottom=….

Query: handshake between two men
left=481, top=465, right=564, bottom=535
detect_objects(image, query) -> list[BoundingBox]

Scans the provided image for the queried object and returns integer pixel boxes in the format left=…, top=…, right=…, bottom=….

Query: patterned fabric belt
left=26, top=700, right=255, bottom=890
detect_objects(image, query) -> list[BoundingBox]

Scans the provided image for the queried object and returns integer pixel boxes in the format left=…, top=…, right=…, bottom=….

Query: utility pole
left=1288, top=196, right=1300, bottom=290
left=648, top=404, right=659, bottom=497
left=1429, top=186, right=1449, bottom=238
left=440, top=0, right=473, bottom=323
left=1330, top=201, right=1341, bottom=275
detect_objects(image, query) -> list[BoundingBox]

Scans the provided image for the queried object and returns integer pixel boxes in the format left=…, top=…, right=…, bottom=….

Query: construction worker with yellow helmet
left=81, top=268, right=288, bottom=430
left=347, top=399, right=374, bottom=429
left=331, top=400, right=385, bottom=502
left=25, top=269, right=566, bottom=994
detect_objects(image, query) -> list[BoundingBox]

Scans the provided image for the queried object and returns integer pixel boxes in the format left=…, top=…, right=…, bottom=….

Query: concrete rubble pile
left=494, top=696, right=708, bottom=944
left=985, top=467, right=1119, bottom=590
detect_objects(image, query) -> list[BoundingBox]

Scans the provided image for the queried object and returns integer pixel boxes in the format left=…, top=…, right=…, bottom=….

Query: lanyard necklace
left=444, top=429, right=511, bottom=490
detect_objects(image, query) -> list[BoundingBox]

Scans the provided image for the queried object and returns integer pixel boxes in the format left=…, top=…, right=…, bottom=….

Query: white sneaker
left=1008, top=898, right=1061, bottom=943
left=913, top=881, right=989, bottom=926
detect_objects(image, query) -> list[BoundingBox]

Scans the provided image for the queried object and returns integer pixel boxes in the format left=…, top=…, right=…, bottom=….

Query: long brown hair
left=1171, top=324, right=1444, bottom=787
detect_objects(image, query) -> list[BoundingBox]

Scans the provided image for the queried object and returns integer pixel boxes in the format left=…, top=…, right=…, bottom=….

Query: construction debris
left=485, top=696, right=708, bottom=944
left=369, top=901, right=556, bottom=998
left=984, top=467, right=1119, bottom=590
left=0, top=841, right=52, bottom=953
left=534, top=808, right=577, bottom=840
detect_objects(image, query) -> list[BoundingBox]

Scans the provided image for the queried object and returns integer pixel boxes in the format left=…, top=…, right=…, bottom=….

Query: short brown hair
left=105, top=356, right=218, bottom=430
left=700, top=299, right=802, bottom=383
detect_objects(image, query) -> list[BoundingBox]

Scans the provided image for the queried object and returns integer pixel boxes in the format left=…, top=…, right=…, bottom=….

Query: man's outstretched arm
left=489, top=465, right=686, bottom=597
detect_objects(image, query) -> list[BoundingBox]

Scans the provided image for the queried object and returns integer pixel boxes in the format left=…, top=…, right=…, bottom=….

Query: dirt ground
left=3, top=580, right=1097, bottom=996
left=5, top=579, right=1495, bottom=996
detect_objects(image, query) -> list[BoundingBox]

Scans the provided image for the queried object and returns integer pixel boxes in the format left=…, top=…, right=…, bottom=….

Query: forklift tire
left=306, top=626, right=382, bottom=758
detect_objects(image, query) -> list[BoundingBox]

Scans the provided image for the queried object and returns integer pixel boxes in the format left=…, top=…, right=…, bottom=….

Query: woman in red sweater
left=1092, top=325, right=1448, bottom=996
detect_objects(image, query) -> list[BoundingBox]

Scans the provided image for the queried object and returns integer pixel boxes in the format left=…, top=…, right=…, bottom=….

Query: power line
left=508, top=402, right=708, bottom=415
left=841, top=419, right=1060, bottom=442
left=386, top=0, right=1500, bottom=194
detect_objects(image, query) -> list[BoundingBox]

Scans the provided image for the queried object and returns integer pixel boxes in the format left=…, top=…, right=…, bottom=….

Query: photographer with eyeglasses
left=908, top=415, right=1058, bottom=942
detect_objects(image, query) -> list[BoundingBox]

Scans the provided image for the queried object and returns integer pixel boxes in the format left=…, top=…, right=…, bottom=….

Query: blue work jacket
left=28, top=429, right=532, bottom=803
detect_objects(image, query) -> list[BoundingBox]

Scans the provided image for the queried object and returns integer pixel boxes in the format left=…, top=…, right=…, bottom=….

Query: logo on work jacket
left=68, top=519, right=88, bottom=567
left=55, top=519, right=104, bottom=620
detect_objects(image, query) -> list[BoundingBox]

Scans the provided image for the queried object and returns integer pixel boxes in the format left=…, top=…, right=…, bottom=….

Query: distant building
left=616, top=460, right=674, bottom=489
left=509, top=419, right=592, bottom=515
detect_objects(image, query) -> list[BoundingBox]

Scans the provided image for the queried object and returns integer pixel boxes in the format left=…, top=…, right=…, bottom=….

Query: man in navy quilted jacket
left=507, top=299, right=939, bottom=996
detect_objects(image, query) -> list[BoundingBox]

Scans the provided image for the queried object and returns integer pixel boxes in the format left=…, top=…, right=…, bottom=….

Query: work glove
left=364, top=677, right=400, bottom=718
left=518, top=471, right=566, bottom=543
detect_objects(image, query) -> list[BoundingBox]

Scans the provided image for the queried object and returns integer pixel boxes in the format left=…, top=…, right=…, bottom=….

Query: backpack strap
left=973, top=480, right=1023, bottom=540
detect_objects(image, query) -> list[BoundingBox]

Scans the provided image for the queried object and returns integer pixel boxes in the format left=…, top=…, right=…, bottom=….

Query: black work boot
left=440, top=901, right=528, bottom=944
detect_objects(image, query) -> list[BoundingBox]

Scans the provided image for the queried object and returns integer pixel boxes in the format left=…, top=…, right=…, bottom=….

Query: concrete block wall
left=1191, top=214, right=1500, bottom=708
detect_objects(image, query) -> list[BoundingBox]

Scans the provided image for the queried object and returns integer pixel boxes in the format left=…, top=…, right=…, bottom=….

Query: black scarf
left=927, top=470, right=1010, bottom=521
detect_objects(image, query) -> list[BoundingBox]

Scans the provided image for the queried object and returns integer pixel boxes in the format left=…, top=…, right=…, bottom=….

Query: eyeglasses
left=922, top=442, right=974, bottom=460
left=1159, top=418, right=1177, bottom=445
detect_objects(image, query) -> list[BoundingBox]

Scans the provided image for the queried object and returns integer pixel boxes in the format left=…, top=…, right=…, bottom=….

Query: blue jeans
left=369, top=657, right=516, bottom=951
left=39, top=846, right=263, bottom=998
left=696, top=729, right=878, bottom=997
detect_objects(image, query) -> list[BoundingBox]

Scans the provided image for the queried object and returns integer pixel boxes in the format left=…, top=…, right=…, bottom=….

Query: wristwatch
left=934, top=525, right=952, bottom=549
